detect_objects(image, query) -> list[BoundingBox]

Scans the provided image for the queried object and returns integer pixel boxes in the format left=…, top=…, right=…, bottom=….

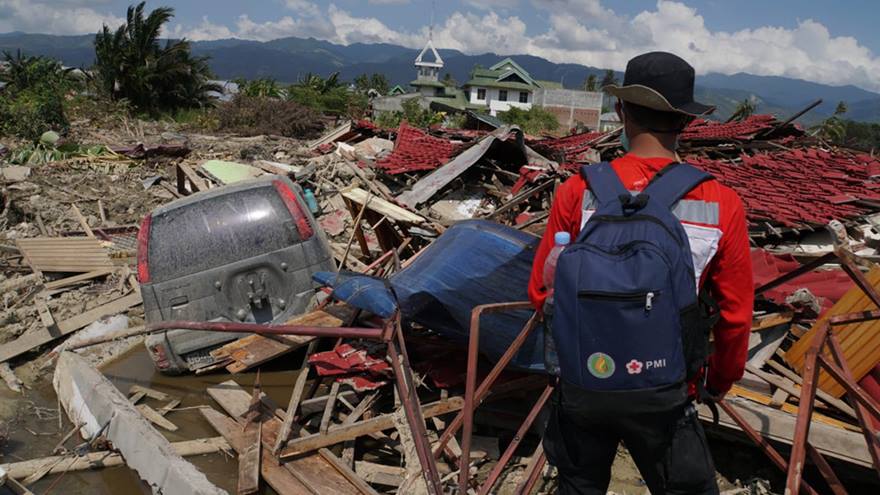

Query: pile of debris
left=2, top=106, right=880, bottom=494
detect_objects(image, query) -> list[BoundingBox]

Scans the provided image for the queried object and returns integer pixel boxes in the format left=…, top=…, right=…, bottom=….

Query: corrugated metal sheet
left=16, top=237, right=114, bottom=273
left=784, top=266, right=880, bottom=398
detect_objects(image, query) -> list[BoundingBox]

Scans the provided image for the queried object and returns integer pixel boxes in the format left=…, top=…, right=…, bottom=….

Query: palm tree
left=583, top=74, right=598, bottom=92
left=94, top=2, right=220, bottom=114
left=600, top=69, right=618, bottom=92
left=728, top=98, right=757, bottom=122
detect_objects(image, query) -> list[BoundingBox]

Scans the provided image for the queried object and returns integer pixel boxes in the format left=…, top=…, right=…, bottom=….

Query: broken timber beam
left=279, top=397, right=464, bottom=460
left=207, top=380, right=363, bottom=494
left=0, top=292, right=141, bottom=364
left=1, top=438, right=229, bottom=480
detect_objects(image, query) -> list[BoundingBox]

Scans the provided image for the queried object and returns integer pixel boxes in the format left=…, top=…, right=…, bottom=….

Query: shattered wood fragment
left=238, top=421, right=261, bottom=495
left=342, top=187, right=425, bottom=224
left=70, top=204, right=94, bottom=238
left=320, top=381, right=340, bottom=434
left=207, top=381, right=361, bottom=494
left=279, top=397, right=464, bottom=459
left=273, top=364, right=311, bottom=454
left=200, top=408, right=312, bottom=495
left=53, top=352, right=227, bottom=494
left=210, top=307, right=347, bottom=373
left=43, top=269, right=114, bottom=291
left=177, top=163, right=208, bottom=194
left=129, top=384, right=171, bottom=401
left=15, top=237, right=113, bottom=273
left=355, top=461, right=405, bottom=487
left=0, top=292, right=141, bottom=364
left=700, top=398, right=872, bottom=468
left=136, top=404, right=179, bottom=431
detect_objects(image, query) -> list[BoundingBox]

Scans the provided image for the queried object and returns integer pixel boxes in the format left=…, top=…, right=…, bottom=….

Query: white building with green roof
left=463, top=58, right=562, bottom=116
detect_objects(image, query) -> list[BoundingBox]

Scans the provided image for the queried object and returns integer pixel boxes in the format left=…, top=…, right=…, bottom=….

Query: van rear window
left=147, top=186, right=302, bottom=283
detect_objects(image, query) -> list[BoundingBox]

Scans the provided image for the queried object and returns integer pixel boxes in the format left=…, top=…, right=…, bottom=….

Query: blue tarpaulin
left=314, top=220, right=544, bottom=371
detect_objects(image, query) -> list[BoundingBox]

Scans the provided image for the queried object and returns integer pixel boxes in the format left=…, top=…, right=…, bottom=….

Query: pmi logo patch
left=627, top=358, right=667, bottom=375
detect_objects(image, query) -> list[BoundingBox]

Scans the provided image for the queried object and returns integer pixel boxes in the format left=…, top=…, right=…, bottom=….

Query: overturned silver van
left=137, top=175, right=334, bottom=374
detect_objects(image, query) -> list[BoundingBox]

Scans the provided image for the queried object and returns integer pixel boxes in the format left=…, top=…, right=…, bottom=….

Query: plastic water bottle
left=542, top=231, right=569, bottom=376
left=303, top=188, right=319, bottom=214
left=543, top=231, right=571, bottom=295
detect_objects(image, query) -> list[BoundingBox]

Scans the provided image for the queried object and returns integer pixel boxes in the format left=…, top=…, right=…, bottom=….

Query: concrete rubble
left=1, top=105, right=880, bottom=494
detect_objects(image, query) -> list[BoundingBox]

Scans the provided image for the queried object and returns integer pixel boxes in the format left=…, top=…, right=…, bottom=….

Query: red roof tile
left=687, top=149, right=878, bottom=229
left=373, top=122, right=463, bottom=175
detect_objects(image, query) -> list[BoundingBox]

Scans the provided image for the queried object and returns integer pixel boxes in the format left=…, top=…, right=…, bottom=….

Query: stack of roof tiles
left=531, top=130, right=605, bottom=162
left=681, top=114, right=799, bottom=142
left=373, top=123, right=463, bottom=175
left=688, top=149, right=880, bottom=229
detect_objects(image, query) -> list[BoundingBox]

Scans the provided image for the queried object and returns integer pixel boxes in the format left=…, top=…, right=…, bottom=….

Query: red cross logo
left=626, top=359, right=643, bottom=375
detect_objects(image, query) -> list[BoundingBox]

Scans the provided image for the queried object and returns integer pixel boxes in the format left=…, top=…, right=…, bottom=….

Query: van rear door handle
left=170, top=295, right=189, bottom=310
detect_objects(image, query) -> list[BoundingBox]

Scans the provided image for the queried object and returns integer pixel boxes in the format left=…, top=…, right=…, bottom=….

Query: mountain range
left=2, top=31, right=879, bottom=125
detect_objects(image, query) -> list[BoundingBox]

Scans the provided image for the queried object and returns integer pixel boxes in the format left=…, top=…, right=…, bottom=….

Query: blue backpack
left=552, top=162, right=713, bottom=410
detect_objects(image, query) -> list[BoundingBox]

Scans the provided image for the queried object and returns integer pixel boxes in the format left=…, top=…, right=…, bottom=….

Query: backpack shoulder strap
left=581, top=162, right=630, bottom=207
left=643, top=163, right=714, bottom=209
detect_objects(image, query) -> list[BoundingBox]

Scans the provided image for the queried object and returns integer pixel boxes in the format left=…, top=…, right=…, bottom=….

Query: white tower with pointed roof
left=412, top=39, right=445, bottom=97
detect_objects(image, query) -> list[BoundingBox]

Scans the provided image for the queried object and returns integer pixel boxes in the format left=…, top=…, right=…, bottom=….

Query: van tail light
left=272, top=180, right=314, bottom=240
left=137, top=213, right=152, bottom=283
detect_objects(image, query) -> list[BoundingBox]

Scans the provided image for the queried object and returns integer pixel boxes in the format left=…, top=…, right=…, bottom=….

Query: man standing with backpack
left=529, top=52, right=753, bottom=494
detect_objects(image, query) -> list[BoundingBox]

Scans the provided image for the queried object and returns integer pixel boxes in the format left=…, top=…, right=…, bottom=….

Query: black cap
left=604, top=51, right=714, bottom=117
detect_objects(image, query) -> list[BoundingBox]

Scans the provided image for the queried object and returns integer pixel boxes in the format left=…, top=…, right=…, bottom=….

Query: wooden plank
left=238, top=421, right=261, bottom=495
left=16, top=237, right=112, bottom=273
left=765, top=359, right=858, bottom=419
left=44, top=269, right=114, bottom=291
left=698, top=398, right=872, bottom=468
left=273, top=365, right=311, bottom=453
left=342, top=187, right=425, bottom=224
left=211, top=308, right=347, bottom=373
left=136, top=404, right=179, bottom=431
left=70, top=204, right=95, bottom=238
left=207, top=381, right=360, bottom=494
left=320, top=381, right=340, bottom=434
left=0, top=438, right=230, bottom=480
left=177, top=163, right=207, bottom=193
left=785, top=266, right=880, bottom=397
left=279, top=397, right=464, bottom=459
left=319, top=449, right=380, bottom=495
left=729, top=385, right=859, bottom=431
left=129, top=384, right=171, bottom=401
left=0, top=292, right=141, bottom=363
left=201, top=408, right=311, bottom=495
left=751, top=312, right=794, bottom=332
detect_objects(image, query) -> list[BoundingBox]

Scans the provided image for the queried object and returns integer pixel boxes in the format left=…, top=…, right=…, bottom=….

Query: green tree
left=442, top=72, right=457, bottom=87
left=583, top=73, right=598, bottom=92
left=729, top=98, right=756, bottom=121
left=1, top=51, right=78, bottom=93
left=498, top=106, right=560, bottom=134
left=353, top=73, right=390, bottom=95
left=0, top=52, right=73, bottom=140
left=835, top=101, right=848, bottom=116
left=234, top=78, right=282, bottom=98
left=93, top=2, right=220, bottom=114
left=296, top=72, right=342, bottom=94
left=600, top=69, right=618, bottom=92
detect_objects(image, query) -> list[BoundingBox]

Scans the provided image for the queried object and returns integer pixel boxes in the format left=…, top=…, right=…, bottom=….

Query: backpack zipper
left=578, top=290, right=659, bottom=311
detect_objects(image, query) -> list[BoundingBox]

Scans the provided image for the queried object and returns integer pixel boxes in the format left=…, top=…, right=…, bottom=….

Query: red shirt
left=528, top=154, right=753, bottom=395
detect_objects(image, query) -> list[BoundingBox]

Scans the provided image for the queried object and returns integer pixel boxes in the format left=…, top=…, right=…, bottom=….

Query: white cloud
left=164, top=0, right=880, bottom=92
left=284, top=0, right=320, bottom=17
left=463, top=0, right=516, bottom=10
left=367, top=0, right=411, bottom=4
left=0, top=0, right=123, bottom=35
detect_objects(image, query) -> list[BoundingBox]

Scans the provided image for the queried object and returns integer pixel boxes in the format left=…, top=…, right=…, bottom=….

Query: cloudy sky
left=2, top=0, right=880, bottom=92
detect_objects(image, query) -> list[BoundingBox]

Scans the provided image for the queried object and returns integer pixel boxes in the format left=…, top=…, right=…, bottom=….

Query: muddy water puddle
left=1, top=346, right=306, bottom=494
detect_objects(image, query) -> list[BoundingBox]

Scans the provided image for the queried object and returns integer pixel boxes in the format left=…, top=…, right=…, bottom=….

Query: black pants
left=543, top=384, right=719, bottom=495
